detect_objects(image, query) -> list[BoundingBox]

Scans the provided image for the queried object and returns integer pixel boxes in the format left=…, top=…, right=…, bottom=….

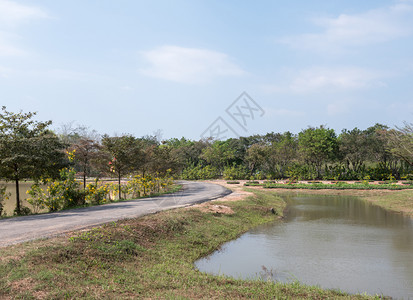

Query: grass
left=226, top=180, right=240, bottom=184
left=253, top=182, right=413, bottom=190
left=362, top=189, right=413, bottom=217
left=0, top=188, right=377, bottom=299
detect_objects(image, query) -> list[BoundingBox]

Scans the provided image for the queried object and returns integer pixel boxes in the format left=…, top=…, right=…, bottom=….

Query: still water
left=196, top=195, right=413, bottom=299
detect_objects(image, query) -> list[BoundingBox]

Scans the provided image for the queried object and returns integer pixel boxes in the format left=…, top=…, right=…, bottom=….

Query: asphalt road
left=0, top=181, right=231, bottom=247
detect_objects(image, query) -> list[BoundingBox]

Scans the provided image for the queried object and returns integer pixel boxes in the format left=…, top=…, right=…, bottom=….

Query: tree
left=71, top=137, right=102, bottom=189
left=385, top=122, right=413, bottom=166
left=267, top=131, right=298, bottom=178
left=149, top=145, right=178, bottom=175
left=201, top=140, right=236, bottom=173
left=339, top=128, right=370, bottom=173
left=245, top=143, right=268, bottom=175
left=101, top=135, right=143, bottom=199
left=0, top=107, right=66, bottom=214
left=298, top=126, right=338, bottom=178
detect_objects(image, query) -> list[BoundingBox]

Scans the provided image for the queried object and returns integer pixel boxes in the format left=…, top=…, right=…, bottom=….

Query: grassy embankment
left=246, top=184, right=413, bottom=218
left=0, top=188, right=378, bottom=299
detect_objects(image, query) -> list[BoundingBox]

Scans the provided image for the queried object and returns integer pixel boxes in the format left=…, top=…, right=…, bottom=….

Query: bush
left=14, top=206, right=31, bottom=216
left=181, top=164, right=219, bottom=180
left=0, top=185, right=11, bottom=217
left=223, top=164, right=249, bottom=180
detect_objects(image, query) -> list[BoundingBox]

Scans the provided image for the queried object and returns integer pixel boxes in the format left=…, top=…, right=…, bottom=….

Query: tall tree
left=101, top=135, right=143, bottom=199
left=298, top=126, right=338, bottom=178
left=0, top=107, right=66, bottom=214
left=268, top=131, right=298, bottom=178
left=385, top=122, right=413, bottom=166
left=201, top=140, right=236, bottom=173
left=339, top=128, right=370, bottom=173
left=72, top=137, right=102, bottom=189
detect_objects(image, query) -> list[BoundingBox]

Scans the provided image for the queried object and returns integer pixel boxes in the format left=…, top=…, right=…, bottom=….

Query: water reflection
left=196, top=195, right=413, bottom=299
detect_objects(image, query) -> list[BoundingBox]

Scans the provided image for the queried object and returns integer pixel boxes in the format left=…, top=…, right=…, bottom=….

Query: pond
left=195, top=195, right=413, bottom=299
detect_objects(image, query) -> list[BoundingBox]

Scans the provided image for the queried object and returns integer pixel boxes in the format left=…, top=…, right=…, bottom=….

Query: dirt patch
left=10, top=278, right=35, bottom=294
left=0, top=256, right=21, bottom=263
left=204, top=180, right=254, bottom=202
left=191, top=204, right=234, bottom=215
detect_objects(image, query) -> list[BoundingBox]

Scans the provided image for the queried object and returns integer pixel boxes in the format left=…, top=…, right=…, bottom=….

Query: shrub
left=181, top=164, right=219, bottom=180
left=0, top=185, right=11, bottom=217
left=223, top=164, right=249, bottom=180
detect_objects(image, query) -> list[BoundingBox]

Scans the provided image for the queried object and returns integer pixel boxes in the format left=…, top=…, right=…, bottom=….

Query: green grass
left=363, top=189, right=413, bottom=217
left=0, top=189, right=379, bottom=299
left=226, top=180, right=240, bottom=184
left=254, top=182, right=413, bottom=190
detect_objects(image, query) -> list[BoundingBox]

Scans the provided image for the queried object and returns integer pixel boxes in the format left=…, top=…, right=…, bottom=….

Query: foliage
left=0, top=185, right=10, bottom=217
left=298, top=126, right=338, bottom=178
left=200, top=140, right=236, bottom=171
left=262, top=182, right=410, bottom=190
left=384, top=121, right=413, bottom=166
left=223, top=164, right=249, bottom=180
left=181, top=164, right=219, bottom=180
left=0, top=106, right=66, bottom=214
left=26, top=167, right=175, bottom=213
left=101, top=135, right=144, bottom=199
left=126, top=170, right=174, bottom=197
left=85, top=180, right=110, bottom=205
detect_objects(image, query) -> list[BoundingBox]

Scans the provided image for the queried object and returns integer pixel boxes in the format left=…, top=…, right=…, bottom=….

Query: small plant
left=14, top=206, right=31, bottom=216
left=0, top=185, right=11, bottom=217
left=226, top=181, right=240, bottom=184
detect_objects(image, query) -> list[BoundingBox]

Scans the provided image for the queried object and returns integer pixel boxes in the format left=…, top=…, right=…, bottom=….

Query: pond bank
left=209, top=180, right=413, bottom=218
left=0, top=185, right=374, bottom=299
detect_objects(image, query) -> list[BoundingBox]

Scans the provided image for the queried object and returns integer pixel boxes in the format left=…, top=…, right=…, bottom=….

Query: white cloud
left=280, top=2, right=413, bottom=53
left=139, top=45, right=246, bottom=84
left=263, top=66, right=388, bottom=94
left=0, top=0, right=48, bottom=27
left=0, top=0, right=48, bottom=56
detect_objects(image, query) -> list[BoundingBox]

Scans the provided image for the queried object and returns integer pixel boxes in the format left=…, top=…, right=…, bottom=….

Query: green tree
left=298, top=126, right=338, bottom=178
left=149, top=144, right=178, bottom=175
left=245, top=143, right=268, bottom=175
left=338, top=128, right=370, bottom=174
left=268, top=131, right=298, bottom=178
left=0, top=107, right=66, bottom=214
left=201, top=140, right=236, bottom=173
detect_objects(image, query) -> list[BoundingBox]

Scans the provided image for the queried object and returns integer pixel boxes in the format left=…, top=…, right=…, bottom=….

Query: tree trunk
left=118, top=173, right=121, bottom=200
left=15, top=177, right=20, bottom=215
left=83, top=171, right=86, bottom=190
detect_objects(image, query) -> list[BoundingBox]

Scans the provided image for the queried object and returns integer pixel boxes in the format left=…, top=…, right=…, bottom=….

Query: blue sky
left=1, top=0, right=412, bottom=140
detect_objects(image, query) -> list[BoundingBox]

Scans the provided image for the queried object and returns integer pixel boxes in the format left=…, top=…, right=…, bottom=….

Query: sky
left=1, top=0, right=412, bottom=140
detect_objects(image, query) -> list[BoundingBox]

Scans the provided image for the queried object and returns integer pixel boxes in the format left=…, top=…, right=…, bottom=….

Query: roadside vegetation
left=0, top=189, right=379, bottom=299
left=1, top=106, right=412, bottom=216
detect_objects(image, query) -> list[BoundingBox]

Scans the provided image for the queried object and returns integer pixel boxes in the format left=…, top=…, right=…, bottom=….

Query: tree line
left=0, top=107, right=412, bottom=214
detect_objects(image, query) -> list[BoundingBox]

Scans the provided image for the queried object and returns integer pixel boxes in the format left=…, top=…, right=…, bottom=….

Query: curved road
left=0, top=181, right=231, bottom=247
